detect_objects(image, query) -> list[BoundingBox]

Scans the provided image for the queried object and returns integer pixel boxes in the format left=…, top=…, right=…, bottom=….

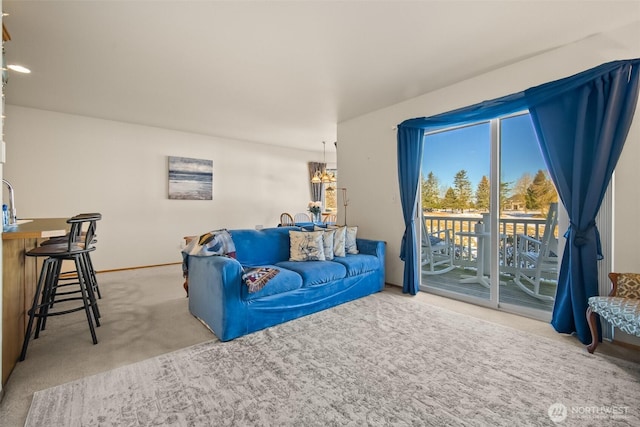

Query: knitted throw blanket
left=181, top=229, right=279, bottom=295
left=181, top=229, right=236, bottom=294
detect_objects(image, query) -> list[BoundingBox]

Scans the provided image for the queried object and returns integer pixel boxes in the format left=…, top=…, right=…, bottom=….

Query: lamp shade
left=311, top=172, right=322, bottom=184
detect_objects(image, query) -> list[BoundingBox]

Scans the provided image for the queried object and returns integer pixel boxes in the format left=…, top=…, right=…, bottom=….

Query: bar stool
left=20, top=214, right=101, bottom=361
left=40, top=213, right=102, bottom=299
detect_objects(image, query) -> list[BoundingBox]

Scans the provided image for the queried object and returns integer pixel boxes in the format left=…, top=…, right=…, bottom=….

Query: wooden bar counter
left=2, top=218, right=68, bottom=385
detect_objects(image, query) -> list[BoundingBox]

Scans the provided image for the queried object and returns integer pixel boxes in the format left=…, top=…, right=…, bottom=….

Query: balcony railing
left=423, top=212, right=557, bottom=276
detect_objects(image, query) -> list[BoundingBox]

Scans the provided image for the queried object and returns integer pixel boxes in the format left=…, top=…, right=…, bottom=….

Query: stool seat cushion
left=28, top=243, right=94, bottom=257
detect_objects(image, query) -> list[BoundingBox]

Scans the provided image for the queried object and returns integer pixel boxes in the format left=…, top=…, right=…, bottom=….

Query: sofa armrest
left=356, top=238, right=386, bottom=260
left=187, top=255, right=248, bottom=340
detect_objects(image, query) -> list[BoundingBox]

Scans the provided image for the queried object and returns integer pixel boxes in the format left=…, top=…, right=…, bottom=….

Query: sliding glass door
left=421, top=121, right=492, bottom=303
left=420, top=112, right=559, bottom=319
left=499, top=114, right=559, bottom=317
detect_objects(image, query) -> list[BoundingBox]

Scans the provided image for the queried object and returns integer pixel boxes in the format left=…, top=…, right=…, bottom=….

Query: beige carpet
left=23, top=289, right=640, bottom=426
left=0, top=264, right=214, bottom=427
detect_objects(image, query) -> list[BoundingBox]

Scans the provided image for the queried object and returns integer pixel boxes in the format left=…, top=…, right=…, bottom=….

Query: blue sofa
left=186, top=226, right=386, bottom=341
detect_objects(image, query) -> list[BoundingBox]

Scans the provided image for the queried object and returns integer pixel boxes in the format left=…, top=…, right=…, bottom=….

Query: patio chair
left=513, top=203, right=559, bottom=301
left=421, top=219, right=455, bottom=275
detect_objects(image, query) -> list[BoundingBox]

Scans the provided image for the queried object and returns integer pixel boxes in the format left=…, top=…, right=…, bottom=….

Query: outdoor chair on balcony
left=421, top=220, right=455, bottom=275
left=513, top=202, right=559, bottom=301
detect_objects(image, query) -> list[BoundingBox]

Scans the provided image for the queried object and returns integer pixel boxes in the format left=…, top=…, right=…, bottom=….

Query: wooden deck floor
left=421, top=266, right=556, bottom=313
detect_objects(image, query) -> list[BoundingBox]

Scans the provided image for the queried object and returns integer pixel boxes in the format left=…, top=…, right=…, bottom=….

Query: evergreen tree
left=453, top=170, right=472, bottom=212
left=500, top=180, right=512, bottom=211
left=472, top=176, right=511, bottom=212
left=475, top=175, right=490, bottom=211
left=421, top=172, right=440, bottom=211
left=526, top=170, right=558, bottom=212
left=525, top=186, right=539, bottom=210
left=442, top=187, right=457, bottom=212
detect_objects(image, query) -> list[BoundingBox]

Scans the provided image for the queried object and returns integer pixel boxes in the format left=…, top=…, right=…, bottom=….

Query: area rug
left=25, top=291, right=640, bottom=426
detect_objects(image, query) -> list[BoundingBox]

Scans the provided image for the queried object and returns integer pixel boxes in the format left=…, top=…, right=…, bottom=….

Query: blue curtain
left=397, top=126, right=425, bottom=294
left=527, top=61, right=640, bottom=343
left=397, top=58, right=640, bottom=329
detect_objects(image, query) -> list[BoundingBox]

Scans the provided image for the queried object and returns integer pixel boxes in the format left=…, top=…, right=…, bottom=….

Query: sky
left=421, top=113, right=548, bottom=193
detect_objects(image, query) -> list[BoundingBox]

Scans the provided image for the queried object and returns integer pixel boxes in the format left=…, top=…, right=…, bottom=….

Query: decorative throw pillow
left=289, top=230, right=325, bottom=261
left=328, top=225, right=346, bottom=257
left=617, top=273, right=640, bottom=299
left=242, top=267, right=279, bottom=293
left=345, top=226, right=358, bottom=254
left=429, top=235, right=442, bottom=246
left=314, top=226, right=335, bottom=260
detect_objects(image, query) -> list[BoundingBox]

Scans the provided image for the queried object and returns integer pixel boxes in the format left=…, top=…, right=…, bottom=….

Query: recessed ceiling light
left=7, top=64, right=31, bottom=74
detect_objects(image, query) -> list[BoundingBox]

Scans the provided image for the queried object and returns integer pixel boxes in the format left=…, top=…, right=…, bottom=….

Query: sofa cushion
left=345, top=226, right=359, bottom=254
left=289, top=230, right=325, bottom=261
left=616, top=273, right=640, bottom=299
left=242, top=265, right=303, bottom=301
left=242, top=267, right=279, bottom=294
left=333, top=254, right=380, bottom=277
left=314, top=226, right=335, bottom=260
left=328, top=225, right=346, bottom=257
left=231, top=227, right=294, bottom=266
left=275, top=260, right=347, bottom=287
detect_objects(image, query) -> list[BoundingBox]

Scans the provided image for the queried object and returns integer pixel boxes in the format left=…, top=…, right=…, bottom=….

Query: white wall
left=338, top=24, right=640, bottom=341
left=611, top=84, right=640, bottom=346
left=3, top=106, right=329, bottom=270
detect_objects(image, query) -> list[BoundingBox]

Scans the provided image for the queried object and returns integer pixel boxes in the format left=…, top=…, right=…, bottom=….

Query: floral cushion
left=328, top=225, right=358, bottom=256
left=616, top=273, right=640, bottom=299
left=314, top=226, right=336, bottom=260
left=328, top=226, right=346, bottom=257
left=345, top=226, right=359, bottom=255
left=588, top=296, right=640, bottom=337
left=289, top=230, right=325, bottom=261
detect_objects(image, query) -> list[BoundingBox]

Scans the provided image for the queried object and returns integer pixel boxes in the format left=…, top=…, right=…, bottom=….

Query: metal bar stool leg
left=79, top=253, right=100, bottom=324
left=84, top=252, right=101, bottom=299
left=21, top=258, right=55, bottom=361
left=75, top=256, right=98, bottom=344
left=39, top=259, right=63, bottom=332
left=34, top=259, right=60, bottom=338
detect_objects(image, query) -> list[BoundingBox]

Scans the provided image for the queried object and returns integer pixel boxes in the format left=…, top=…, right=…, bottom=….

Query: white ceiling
left=3, top=1, right=640, bottom=152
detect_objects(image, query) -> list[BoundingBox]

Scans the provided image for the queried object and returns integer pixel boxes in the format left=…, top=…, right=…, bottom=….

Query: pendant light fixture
left=311, top=141, right=336, bottom=184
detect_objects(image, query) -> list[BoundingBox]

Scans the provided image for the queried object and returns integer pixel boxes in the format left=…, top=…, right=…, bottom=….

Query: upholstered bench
left=586, top=272, right=640, bottom=353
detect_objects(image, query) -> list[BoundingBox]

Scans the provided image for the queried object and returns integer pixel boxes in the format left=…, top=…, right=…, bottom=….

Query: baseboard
left=612, top=339, right=640, bottom=352
left=96, top=262, right=182, bottom=274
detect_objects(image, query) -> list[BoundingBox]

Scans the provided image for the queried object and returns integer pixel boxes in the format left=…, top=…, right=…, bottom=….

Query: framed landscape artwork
left=168, top=156, right=213, bottom=200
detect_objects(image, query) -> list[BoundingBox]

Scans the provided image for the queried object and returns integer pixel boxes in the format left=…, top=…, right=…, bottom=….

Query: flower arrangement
left=307, top=201, right=322, bottom=216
